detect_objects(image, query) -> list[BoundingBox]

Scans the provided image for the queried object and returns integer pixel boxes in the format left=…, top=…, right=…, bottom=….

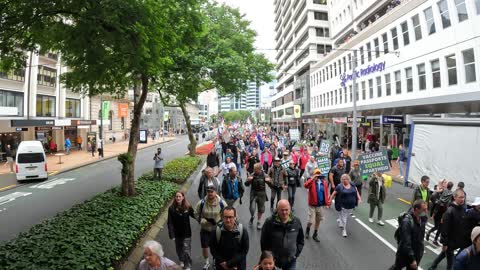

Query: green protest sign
left=316, top=156, right=330, bottom=176
left=359, top=150, right=391, bottom=175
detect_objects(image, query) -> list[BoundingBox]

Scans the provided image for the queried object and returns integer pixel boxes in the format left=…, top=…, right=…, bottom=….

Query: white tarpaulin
left=408, top=123, right=480, bottom=202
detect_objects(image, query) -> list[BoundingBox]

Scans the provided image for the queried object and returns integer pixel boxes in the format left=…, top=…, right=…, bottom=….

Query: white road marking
left=355, top=218, right=424, bottom=270
left=0, top=192, right=32, bottom=206
left=385, top=218, right=441, bottom=255
left=29, top=178, right=76, bottom=189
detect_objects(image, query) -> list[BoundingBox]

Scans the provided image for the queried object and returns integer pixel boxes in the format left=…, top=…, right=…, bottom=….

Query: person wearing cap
left=304, top=169, right=330, bottom=242
left=195, top=185, right=227, bottom=270
left=267, top=158, right=288, bottom=213
left=285, top=160, right=301, bottom=209
left=453, top=226, right=480, bottom=270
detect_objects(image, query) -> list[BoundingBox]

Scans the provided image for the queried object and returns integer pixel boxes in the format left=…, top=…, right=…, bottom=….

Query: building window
left=368, top=79, right=374, bottom=99
left=382, top=33, right=389, bottom=54
left=376, top=76, right=382, bottom=97
left=476, top=0, right=480, bottom=14
left=330, top=91, right=334, bottom=105
left=454, top=0, right=468, bottom=22
left=343, top=56, right=347, bottom=72
left=405, top=67, right=413, bottom=92
left=360, top=46, right=364, bottom=65
left=374, top=38, right=380, bottom=58
left=338, top=60, right=342, bottom=74
left=36, top=95, right=56, bottom=117
left=0, top=90, right=24, bottom=116
left=462, top=49, right=476, bottom=83
left=330, top=64, right=333, bottom=78
left=361, top=81, right=366, bottom=100
left=366, top=42, right=372, bottom=62
left=327, top=92, right=329, bottom=106
left=316, top=27, right=329, bottom=37
left=385, top=74, right=391, bottom=96
left=121, top=117, right=125, bottom=129
left=314, top=11, right=328, bottom=20
left=395, top=71, right=402, bottom=94
left=401, top=22, right=410, bottom=46
left=335, top=89, right=338, bottom=104
left=348, top=54, right=352, bottom=70
left=391, top=27, right=399, bottom=50
left=437, top=0, right=452, bottom=29
left=355, top=84, right=359, bottom=101
left=344, top=88, right=348, bottom=103
left=353, top=50, right=358, bottom=67
left=431, top=59, right=441, bottom=88
left=412, top=15, right=422, bottom=41
left=37, top=66, right=57, bottom=87
left=108, top=110, right=114, bottom=130
left=349, top=86, right=352, bottom=102
left=65, top=98, right=81, bottom=118
left=446, top=54, right=457, bottom=85
left=417, top=63, right=426, bottom=90
left=424, top=7, right=436, bottom=35
left=313, top=0, right=327, bottom=5
left=0, top=68, right=25, bottom=82
left=334, top=62, right=337, bottom=76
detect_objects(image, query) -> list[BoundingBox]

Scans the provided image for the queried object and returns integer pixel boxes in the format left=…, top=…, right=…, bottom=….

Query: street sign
left=15, top=128, right=28, bottom=131
left=347, top=116, right=365, bottom=123
left=358, top=150, right=391, bottom=175
left=316, top=156, right=330, bottom=176
left=381, top=115, right=404, bottom=124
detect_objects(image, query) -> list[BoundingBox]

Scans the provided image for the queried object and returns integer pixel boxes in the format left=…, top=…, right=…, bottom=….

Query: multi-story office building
left=307, top=0, right=480, bottom=146
left=271, top=0, right=332, bottom=129
left=0, top=52, right=131, bottom=155
left=246, top=81, right=261, bottom=110
left=218, top=93, right=247, bottom=112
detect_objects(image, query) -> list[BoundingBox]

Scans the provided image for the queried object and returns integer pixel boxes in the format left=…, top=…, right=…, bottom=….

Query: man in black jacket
left=210, top=206, right=249, bottom=270
left=428, top=189, right=471, bottom=270
left=261, top=199, right=304, bottom=270
left=389, top=199, right=428, bottom=270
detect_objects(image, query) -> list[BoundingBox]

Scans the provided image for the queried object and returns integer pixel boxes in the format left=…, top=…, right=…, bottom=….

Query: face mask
left=419, top=212, right=427, bottom=217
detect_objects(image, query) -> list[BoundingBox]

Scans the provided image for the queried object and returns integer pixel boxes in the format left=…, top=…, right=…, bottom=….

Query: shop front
left=71, top=120, right=97, bottom=150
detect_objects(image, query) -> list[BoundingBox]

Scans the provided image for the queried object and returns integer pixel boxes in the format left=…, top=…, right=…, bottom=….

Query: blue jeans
left=278, top=259, right=297, bottom=270
left=399, top=161, right=407, bottom=186
left=66, top=147, right=70, bottom=155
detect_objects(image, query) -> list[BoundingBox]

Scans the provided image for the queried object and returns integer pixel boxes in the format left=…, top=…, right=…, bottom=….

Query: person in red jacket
left=304, top=168, right=330, bottom=242
left=298, top=147, right=309, bottom=179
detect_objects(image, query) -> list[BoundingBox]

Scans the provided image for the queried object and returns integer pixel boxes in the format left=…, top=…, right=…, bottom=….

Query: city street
left=0, top=136, right=188, bottom=242
left=156, top=168, right=447, bottom=270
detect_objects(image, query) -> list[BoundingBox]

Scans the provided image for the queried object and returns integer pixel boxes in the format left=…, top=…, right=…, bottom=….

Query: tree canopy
left=220, top=110, right=252, bottom=123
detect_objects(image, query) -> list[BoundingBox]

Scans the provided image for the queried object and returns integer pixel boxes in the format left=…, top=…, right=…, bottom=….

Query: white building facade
left=307, top=0, right=480, bottom=145
left=271, top=0, right=333, bottom=128
left=218, top=93, right=247, bottom=112
left=246, top=82, right=261, bottom=110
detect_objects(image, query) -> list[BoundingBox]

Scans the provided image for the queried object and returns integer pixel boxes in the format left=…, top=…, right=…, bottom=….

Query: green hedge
left=0, top=156, right=202, bottom=270
left=161, top=156, right=201, bottom=184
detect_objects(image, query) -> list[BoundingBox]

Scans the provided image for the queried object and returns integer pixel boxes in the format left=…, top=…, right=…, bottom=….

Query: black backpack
left=394, top=212, right=413, bottom=243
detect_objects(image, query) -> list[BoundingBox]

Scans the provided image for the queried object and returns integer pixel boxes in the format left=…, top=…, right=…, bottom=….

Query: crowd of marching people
left=139, top=126, right=480, bottom=270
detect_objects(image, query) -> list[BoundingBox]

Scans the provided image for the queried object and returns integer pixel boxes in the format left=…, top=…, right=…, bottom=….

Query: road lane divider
left=30, top=178, right=76, bottom=189
left=398, top=198, right=412, bottom=205
left=355, top=217, right=425, bottom=270
left=0, top=192, right=32, bottom=206
left=0, top=184, right=16, bottom=192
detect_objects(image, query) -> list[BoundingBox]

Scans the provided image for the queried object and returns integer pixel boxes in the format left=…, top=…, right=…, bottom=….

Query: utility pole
left=26, top=51, right=33, bottom=120
left=100, top=95, right=103, bottom=145
left=352, top=52, right=359, bottom=161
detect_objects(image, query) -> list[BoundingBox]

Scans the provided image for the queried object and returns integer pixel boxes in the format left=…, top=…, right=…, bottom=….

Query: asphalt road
left=0, top=136, right=190, bottom=242
left=156, top=168, right=448, bottom=270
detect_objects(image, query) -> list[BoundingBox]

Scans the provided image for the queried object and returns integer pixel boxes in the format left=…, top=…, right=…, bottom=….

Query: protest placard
left=319, top=139, right=330, bottom=154
left=289, top=129, right=300, bottom=141
left=317, top=156, right=331, bottom=176
left=359, top=150, right=391, bottom=175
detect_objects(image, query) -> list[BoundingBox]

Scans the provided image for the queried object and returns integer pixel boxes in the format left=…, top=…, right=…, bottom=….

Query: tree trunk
left=180, top=103, right=197, bottom=157
left=121, top=74, right=149, bottom=197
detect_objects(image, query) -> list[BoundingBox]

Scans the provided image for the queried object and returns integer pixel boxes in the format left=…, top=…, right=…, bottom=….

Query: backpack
left=394, top=212, right=413, bottom=243
left=215, top=222, right=244, bottom=244
left=197, top=198, right=225, bottom=222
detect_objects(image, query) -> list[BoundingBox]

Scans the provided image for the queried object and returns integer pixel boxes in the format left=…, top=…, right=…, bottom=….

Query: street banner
left=359, top=150, right=391, bottom=175
left=316, top=156, right=330, bottom=176
left=118, top=103, right=128, bottom=117
left=319, top=139, right=330, bottom=154
left=289, top=129, right=300, bottom=141
left=101, top=101, right=110, bottom=119
left=293, top=105, right=301, bottom=118
left=163, top=111, right=169, bottom=122
left=260, top=113, right=265, bottom=122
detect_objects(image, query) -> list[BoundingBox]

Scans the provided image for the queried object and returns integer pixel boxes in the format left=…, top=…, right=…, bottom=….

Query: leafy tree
left=0, top=0, right=203, bottom=196
left=220, top=110, right=252, bottom=123
left=156, top=2, right=274, bottom=156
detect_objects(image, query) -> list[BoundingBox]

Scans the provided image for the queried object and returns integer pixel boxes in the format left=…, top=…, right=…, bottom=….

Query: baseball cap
left=312, top=168, right=321, bottom=176
left=274, top=157, right=281, bottom=162
left=471, top=226, right=480, bottom=242
left=206, top=185, right=216, bottom=192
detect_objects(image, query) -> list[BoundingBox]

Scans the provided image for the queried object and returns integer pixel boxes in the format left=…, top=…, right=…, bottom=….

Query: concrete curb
left=119, top=158, right=207, bottom=270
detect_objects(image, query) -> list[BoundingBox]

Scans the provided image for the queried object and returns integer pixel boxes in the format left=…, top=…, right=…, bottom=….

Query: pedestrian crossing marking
left=386, top=218, right=441, bottom=255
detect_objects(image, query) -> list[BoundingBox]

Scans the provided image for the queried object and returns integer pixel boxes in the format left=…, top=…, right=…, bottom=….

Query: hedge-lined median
left=0, top=156, right=202, bottom=270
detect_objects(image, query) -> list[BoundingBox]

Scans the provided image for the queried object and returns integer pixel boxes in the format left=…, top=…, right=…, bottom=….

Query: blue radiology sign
left=340, top=61, right=386, bottom=87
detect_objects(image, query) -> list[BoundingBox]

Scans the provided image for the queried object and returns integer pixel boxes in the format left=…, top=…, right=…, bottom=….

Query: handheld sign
left=281, top=159, right=291, bottom=169
left=319, top=140, right=330, bottom=154
left=289, top=129, right=300, bottom=141
left=316, top=156, right=331, bottom=176
left=359, top=150, right=391, bottom=175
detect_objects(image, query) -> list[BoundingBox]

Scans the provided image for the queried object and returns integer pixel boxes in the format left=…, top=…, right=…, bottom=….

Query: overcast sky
left=218, top=0, right=276, bottom=63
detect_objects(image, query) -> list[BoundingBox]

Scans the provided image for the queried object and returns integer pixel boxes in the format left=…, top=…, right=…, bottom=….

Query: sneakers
left=305, top=228, right=310, bottom=239
left=313, top=234, right=320, bottom=242
left=377, top=220, right=385, bottom=226
left=257, top=222, right=262, bottom=230
left=203, top=261, right=210, bottom=270
left=337, top=219, right=344, bottom=228
left=249, top=216, right=254, bottom=226
left=342, top=229, right=348, bottom=237
left=369, top=218, right=374, bottom=223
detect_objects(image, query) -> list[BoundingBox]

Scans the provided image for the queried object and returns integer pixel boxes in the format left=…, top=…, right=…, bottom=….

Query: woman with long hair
left=253, top=251, right=280, bottom=270
left=167, top=191, right=195, bottom=270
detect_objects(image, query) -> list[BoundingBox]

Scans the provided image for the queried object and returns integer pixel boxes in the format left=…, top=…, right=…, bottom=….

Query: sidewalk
left=0, top=137, right=175, bottom=178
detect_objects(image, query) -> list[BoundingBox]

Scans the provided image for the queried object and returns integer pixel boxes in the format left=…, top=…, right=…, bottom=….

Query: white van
left=15, top=141, right=48, bottom=181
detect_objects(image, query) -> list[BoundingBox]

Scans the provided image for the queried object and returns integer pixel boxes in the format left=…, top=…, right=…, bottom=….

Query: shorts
left=308, top=206, right=325, bottom=224
left=251, top=192, right=267, bottom=214
left=200, top=229, right=212, bottom=248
